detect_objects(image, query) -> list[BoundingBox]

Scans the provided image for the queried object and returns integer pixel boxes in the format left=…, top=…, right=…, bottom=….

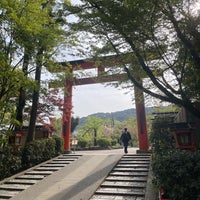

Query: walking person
left=120, top=128, right=131, bottom=154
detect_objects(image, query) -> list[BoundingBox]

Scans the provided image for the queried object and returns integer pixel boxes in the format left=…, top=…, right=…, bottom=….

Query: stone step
left=110, top=171, right=148, bottom=177
left=48, top=161, right=71, bottom=164
left=0, top=190, right=20, bottom=199
left=95, top=187, right=145, bottom=197
left=41, top=164, right=66, bottom=167
left=25, top=171, right=53, bottom=176
left=119, top=160, right=150, bottom=163
left=15, top=174, right=45, bottom=180
left=101, top=181, right=146, bottom=188
left=120, top=158, right=150, bottom=162
left=113, top=167, right=149, bottom=172
left=123, top=154, right=151, bottom=158
left=0, top=184, right=30, bottom=191
left=52, top=159, right=74, bottom=161
left=34, top=167, right=61, bottom=171
left=105, top=176, right=147, bottom=182
left=116, top=164, right=149, bottom=168
left=5, top=179, right=38, bottom=185
left=62, top=154, right=82, bottom=157
left=90, top=194, right=144, bottom=200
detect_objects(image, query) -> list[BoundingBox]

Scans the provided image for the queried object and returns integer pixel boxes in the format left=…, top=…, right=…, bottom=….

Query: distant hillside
left=79, top=107, right=153, bottom=127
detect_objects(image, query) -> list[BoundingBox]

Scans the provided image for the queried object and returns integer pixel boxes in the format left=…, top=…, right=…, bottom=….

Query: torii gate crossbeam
left=61, top=59, right=149, bottom=152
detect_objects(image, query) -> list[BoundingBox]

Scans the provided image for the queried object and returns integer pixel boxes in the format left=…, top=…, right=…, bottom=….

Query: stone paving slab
left=25, top=171, right=53, bottom=176
left=119, top=160, right=149, bottom=164
left=0, top=190, right=20, bottom=199
left=52, top=158, right=74, bottom=161
left=120, top=158, right=150, bottom=161
left=40, top=164, right=66, bottom=167
left=113, top=167, right=149, bottom=172
left=0, top=184, right=30, bottom=191
left=34, top=167, right=61, bottom=171
left=101, top=181, right=146, bottom=188
left=117, top=164, right=149, bottom=168
left=90, top=194, right=144, bottom=200
left=48, top=161, right=71, bottom=164
left=95, top=188, right=145, bottom=197
left=15, top=175, right=45, bottom=180
left=5, top=179, right=38, bottom=185
left=110, top=171, right=148, bottom=177
left=105, top=176, right=147, bottom=182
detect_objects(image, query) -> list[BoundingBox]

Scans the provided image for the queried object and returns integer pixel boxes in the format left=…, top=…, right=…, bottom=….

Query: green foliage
left=0, top=146, right=22, bottom=180
left=71, top=117, right=79, bottom=133
left=152, top=150, right=200, bottom=200
left=0, top=0, right=72, bottom=144
left=42, top=138, right=56, bottom=160
left=151, top=113, right=200, bottom=199
left=22, top=139, right=47, bottom=168
left=150, top=117, right=176, bottom=155
left=67, top=0, right=200, bottom=118
left=0, top=138, right=63, bottom=180
left=111, top=138, right=118, bottom=146
left=77, top=137, right=90, bottom=148
left=21, top=138, right=59, bottom=168
left=97, top=137, right=111, bottom=148
left=53, top=136, right=64, bottom=155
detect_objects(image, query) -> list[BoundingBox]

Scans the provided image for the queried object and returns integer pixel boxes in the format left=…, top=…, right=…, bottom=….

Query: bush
left=151, top=115, right=200, bottom=200
left=0, top=138, right=63, bottom=180
left=77, top=137, right=88, bottom=148
left=22, top=139, right=45, bottom=168
left=43, top=138, right=56, bottom=160
left=152, top=149, right=200, bottom=200
left=150, top=120, right=176, bottom=156
left=53, top=136, right=64, bottom=155
left=0, top=146, right=22, bottom=180
left=111, top=138, right=118, bottom=146
left=97, top=137, right=111, bottom=148
left=22, top=138, right=59, bottom=169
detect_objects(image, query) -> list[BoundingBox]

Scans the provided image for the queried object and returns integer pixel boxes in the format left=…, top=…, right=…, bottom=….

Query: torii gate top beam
left=48, top=55, right=130, bottom=86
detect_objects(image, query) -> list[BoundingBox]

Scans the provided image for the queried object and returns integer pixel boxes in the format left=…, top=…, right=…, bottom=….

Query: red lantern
left=14, top=132, right=23, bottom=146
left=174, top=130, right=195, bottom=149
left=170, top=123, right=196, bottom=150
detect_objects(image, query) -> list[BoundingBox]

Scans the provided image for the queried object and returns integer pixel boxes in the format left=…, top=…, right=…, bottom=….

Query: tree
left=0, top=0, right=71, bottom=144
left=71, top=116, right=79, bottom=133
left=78, top=116, right=104, bottom=146
left=0, top=0, right=35, bottom=144
left=66, top=0, right=200, bottom=118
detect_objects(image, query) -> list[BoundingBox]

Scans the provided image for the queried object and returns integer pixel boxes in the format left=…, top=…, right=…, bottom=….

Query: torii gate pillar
left=62, top=79, right=72, bottom=152
left=134, top=78, right=149, bottom=151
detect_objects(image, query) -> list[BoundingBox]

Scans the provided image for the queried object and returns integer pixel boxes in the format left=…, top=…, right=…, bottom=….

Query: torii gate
left=60, top=58, right=149, bottom=152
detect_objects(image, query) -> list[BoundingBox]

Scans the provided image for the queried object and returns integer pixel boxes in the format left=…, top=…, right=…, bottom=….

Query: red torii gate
left=61, top=59, right=149, bottom=152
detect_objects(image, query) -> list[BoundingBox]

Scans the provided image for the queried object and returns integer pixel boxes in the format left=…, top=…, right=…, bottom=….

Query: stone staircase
left=0, top=154, right=82, bottom=200
left=90, top=154, right=151, bottom=200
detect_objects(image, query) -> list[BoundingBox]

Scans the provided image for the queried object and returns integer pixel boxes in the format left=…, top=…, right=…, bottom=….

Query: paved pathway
left=0, top=148, right=157, bottom=200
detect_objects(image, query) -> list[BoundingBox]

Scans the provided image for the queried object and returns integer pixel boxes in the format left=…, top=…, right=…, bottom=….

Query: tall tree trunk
left=15, top=52, right=29, bottom=130
left=26, top=48, right=43, bottom=142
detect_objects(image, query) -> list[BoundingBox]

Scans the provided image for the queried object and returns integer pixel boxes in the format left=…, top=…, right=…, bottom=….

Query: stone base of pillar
left=136, top=149, right=152, bottom=154
left=64, top=150, right=72, bottom=154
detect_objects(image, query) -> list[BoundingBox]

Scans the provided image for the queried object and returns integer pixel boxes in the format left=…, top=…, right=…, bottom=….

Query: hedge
left=150, top=115, right=200, bottom=200
left=152, top=150, right=200, bottom=200
left=0, top=137, right=64, bottom=180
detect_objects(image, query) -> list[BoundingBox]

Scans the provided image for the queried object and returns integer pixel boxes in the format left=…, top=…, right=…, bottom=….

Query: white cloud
left=72, top=83, right=135, bottom=117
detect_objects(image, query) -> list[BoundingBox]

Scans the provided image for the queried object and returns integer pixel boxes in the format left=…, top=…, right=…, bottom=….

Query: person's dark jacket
left=120, top=131, right=131, bottom=146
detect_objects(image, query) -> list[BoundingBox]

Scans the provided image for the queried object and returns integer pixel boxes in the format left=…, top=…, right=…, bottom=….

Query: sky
left=72, top=83, right=135, bottom=117
left=66, top=0, right=135, bottom=117
left=64, top=0, right=133, bottom=117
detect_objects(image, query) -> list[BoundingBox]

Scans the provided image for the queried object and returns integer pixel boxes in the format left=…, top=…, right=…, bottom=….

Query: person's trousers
left=124, top=146, right=128, bottom=153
